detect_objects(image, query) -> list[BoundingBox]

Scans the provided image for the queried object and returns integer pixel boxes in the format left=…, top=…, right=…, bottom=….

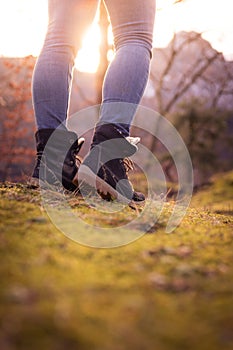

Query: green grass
left=0, top=172, right=233, bottom=350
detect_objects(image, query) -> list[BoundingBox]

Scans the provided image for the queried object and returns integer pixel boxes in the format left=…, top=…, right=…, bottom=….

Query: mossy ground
left=0, top=172, right=232, bottom=350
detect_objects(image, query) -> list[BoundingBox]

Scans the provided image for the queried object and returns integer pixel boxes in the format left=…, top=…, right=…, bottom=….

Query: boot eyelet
left=70, top=160, right=74, bottom=166
left=69, top=139, right=74, bottom=144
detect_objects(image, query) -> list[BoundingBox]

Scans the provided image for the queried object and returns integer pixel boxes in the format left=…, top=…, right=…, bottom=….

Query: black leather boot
left=74, top=124, right=145, bottom=204
left=29, top=128, right=84, bottom=191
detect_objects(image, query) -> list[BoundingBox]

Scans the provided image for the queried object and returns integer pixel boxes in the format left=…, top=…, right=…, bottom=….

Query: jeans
left=32, top=0, right=155, bottom=136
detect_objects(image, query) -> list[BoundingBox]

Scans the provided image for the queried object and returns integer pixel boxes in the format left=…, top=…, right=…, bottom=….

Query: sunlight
left=0, top=0, right=48, bottom=57
left=154, top=0, right=233, bottom=59
left=0, top=0, right=233, bottom=67
left=75, top=22, right=101, bottom=73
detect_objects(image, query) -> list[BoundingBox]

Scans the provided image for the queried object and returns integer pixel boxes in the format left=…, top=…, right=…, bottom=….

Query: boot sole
left=73, top=165, right=136, bottom=206
left=27, top=177, right=40, bottom=188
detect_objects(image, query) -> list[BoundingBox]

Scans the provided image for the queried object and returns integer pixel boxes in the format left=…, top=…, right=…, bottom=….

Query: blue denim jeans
left=32, top=0, right=155, bottom=136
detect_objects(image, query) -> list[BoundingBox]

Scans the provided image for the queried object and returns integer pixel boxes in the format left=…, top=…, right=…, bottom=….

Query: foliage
left=173, top=101, right=232, bottom=181
left=0, top=56, right=35, bottom=181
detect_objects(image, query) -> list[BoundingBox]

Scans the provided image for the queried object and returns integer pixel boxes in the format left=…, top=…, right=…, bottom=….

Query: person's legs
left=97, top=0, right=156, bottom=136
left=32, top=0, right=98, bottom=130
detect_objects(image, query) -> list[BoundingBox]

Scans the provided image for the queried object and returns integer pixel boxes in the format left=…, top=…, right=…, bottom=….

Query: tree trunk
left=96, top=0, right=109, bottom=104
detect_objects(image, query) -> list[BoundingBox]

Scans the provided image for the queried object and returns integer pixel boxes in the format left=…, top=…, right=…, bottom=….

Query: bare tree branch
left=151, top=32, right=203, bottom=113
left=164, top=52, right=219, bottom=113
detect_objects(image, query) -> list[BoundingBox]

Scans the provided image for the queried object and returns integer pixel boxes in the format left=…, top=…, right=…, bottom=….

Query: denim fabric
left=32, top=0, right=155, bottom=135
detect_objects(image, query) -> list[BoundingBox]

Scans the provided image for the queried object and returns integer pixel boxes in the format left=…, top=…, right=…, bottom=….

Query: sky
left=0, top=0, right=232, bottom=72
left=155, top=0, right=233, bottom=59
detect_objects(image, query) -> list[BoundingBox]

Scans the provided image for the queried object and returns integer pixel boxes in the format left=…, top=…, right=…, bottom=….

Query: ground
left=0, top=171, right=233, bottom=350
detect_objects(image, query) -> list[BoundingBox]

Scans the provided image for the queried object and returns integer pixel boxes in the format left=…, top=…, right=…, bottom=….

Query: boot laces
left=101, top=157, right=134, bottom=183
left=122, top=157, right=134, bottom=173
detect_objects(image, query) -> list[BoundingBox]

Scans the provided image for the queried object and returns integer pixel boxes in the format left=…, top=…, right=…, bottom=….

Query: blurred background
left=0, top=0, right=232, bottom=187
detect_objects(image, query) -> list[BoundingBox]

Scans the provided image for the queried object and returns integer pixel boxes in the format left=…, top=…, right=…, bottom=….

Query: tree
left=149, top=32, right=220, bottom=146
left=143, top=30, right=233, bottom=184
left=172, top=101, right=232, bottom=184
left=0, top=56, right=35, bottom=181
left=96, top=0, right=110, bottom=104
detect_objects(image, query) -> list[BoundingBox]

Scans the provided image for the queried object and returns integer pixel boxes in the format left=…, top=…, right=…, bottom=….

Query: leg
left=77, top=0, right=155, bottom=203
left=32, top=0, right=98, bottom=130
left=30, top=0, right=98, bottom=190
left=98, top=0, right=156, bottom=136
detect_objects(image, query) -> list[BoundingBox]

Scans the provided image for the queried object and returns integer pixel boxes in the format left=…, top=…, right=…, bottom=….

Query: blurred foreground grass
left=0, top=171, right=232, bottom=350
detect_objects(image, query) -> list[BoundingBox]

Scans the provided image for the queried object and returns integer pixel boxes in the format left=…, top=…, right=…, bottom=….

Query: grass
left=0, top=171, right=233, bottom=350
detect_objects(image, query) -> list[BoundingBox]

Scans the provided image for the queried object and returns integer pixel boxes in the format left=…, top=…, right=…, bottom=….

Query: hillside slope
left=0, top=172, right=233, bottom=350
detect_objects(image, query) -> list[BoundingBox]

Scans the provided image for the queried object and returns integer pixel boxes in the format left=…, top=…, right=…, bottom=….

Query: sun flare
left=75, top=23, right=101, bottom=73
left=0, top=0, right=232, bottom=73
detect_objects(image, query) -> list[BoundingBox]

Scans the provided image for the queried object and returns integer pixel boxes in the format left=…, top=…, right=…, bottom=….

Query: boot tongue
left=126, top=136, right=141, bottom=147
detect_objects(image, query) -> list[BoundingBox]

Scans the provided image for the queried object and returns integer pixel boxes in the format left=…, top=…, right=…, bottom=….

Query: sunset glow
left=154, top=0, right=233, bottom=60
left=0, top=0, right=232, bottom=73
left=75, top=23, right=101, bottom=73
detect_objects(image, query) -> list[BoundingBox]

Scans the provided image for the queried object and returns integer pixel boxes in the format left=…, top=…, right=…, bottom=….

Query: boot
left=29, top=128, right=84, bottom=191
left=74, top=124, right=145, bottom=204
